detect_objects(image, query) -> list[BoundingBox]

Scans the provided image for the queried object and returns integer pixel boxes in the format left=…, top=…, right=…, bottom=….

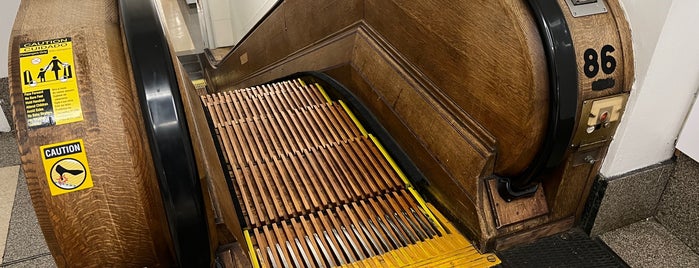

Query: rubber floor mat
left=497, top=228, right=628, bottom=268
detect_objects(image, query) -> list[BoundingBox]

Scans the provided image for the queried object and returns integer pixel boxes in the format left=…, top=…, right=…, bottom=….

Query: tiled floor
left=656, top=154, right=699, bottom=253
left=1, top=80, right=55, bottom=266
left=601, top=219, right=699, bottom=268
left=0, top=166, right=19, bottom=264
left=0, top=141, right=56, bottom=268
left=1, top=168, right=55, bottom=267
left=156, top=0, right=196, bottom=53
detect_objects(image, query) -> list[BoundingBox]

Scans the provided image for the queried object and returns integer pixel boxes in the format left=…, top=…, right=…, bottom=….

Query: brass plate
left=571, top=94, right=629, bottom=147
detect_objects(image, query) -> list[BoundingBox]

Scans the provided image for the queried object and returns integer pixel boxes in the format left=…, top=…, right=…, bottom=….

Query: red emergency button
left=599, top=111, right=609, bottom=122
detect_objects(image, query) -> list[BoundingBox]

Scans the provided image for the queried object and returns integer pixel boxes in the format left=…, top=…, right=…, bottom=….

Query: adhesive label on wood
left=40, top=139, right=93, bottom=196
left=583, top=44, right=618, bottom=91
left=19, top=37, right=83, bottom=128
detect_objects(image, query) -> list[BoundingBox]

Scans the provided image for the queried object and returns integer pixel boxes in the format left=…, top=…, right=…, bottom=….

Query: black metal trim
left=498, top=0, right=579, bottom=201
left=119, top=0, right=210, bottom=266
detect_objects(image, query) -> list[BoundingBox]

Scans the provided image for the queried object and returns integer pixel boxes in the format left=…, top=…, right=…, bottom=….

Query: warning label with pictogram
left=40, top=139, right=93, bottom=196
left=19, top=37, right=83, bottom=128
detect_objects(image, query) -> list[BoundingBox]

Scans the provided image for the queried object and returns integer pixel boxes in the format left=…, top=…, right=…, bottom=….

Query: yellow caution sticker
left=19, top=37, right=83, bottom=128
left=40, top=139, right=93, bottom=196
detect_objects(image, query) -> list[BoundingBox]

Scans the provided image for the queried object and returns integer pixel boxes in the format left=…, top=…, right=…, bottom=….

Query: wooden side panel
left=203, top=0, right=634, bottom=252
left=209, top=0, right=363, bottom=92
left=349, top=30, right=492, bottom=238
left=557, top=0, right=634, bottom=100
left=158, top=6, right=243, bottom=250
left=173, top=60, right=226, bottom=249
left=230, top=29, right=358, bottom=90
left=547, top=0, right=635, bottom=226
left=351, top=30, right=493, bottom=198
left=9, top=0, right=173, bottom=266
left=364, top=0, right=549, bottom=177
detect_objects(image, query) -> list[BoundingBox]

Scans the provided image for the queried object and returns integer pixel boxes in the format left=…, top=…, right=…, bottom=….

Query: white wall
left=228, top=0, right=276, bottom=46
left=202, top=0, right=235, bottom=48
left=601, top=0, right=699, bottom=176
left=677, top=95, right=699, bottom=161
left=1, top=0, right=21, bottom=78
left=1, top=0, right=22, bottom=132
left=201, top=0, right=277, bottom=48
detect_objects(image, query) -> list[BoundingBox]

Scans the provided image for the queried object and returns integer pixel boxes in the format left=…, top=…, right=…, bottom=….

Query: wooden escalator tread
left=203, top=79, right=499, bottom=267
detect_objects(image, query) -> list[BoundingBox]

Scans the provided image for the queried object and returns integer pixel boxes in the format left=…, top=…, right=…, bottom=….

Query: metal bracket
left=565, top=0, right=608, bottom=17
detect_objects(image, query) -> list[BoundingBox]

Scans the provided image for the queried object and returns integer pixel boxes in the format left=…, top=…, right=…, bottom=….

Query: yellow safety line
left=407, top=187, right=446, bottom=235
left=191, top=79, right=207, bottom=86
left=368, top=134, right=410, bottom=186
left=297, top=78, right=307, bottom=87
left=366, top=133, right=447, bottom=233
left=244, top=230, right=260, bottom=268
left=310, top=80, right=452, bottom=259
left=339, top=100, right=368, bottom=137
left=314, top=83, right=333, bottom=104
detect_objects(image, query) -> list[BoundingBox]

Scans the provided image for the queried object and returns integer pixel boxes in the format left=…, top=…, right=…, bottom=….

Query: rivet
left=487, top=255, right=497, bottom=262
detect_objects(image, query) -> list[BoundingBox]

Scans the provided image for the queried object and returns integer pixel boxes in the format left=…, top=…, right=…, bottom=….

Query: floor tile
left=601, top=219, right=699, bottom=268
left=0, top=132, right=20, bottom=168
left=0, top=107, right=9, bottom=133
left=1, top=253, right=55, bottom=268
left=1, top=169, right=51, bottom=264
left=0, top=77, right=12, bottom=129
left=157, top=0, right=196, bottom=53
left=656, top=154, right=699, bottom=253
left=0, top=166, right=20, bottom=264
left=591, top=162, right=673, bottom=235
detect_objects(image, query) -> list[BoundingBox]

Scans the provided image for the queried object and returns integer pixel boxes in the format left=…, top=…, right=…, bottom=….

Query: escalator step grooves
left=203, top=78, right=500, bottom=267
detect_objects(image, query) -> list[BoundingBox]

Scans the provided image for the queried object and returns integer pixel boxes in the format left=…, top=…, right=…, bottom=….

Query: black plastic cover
left=119, top=0, right=211, bottom=266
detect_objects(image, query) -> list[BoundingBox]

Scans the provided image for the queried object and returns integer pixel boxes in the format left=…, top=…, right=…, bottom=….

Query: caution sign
left=19, top=37, right=83, bottom=128
left=40, top=139, right=93, bottom=196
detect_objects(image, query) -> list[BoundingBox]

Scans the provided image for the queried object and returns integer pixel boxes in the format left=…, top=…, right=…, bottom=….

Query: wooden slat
left=246, top=190, right=438, bottom=266
left=203, top=79, right=460, bottom=267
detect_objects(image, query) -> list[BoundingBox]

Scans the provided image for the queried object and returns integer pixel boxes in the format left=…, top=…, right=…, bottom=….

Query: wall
left=677, top=96, right=699, bottom=160
left=201, top=0, right=277, bottom=48
left=1, top=0, right=21, bottom=78
left=601, top=0, right=699, bottom=176
left=1, top=0, right=22, bottom=132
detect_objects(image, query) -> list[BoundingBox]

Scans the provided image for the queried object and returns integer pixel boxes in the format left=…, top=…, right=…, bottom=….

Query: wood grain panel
left=364, top=0, right=549, bottom=177
left=557, top=0, right=634, bottom=100
left=218, top=243, right=253, bottom=268
left=200, top=0, right=634, bottom=253
left=559, top=0, right=634, bottom=240
left=224, top=29, right=358, bottom=92
left=9, top=0, right=173, bottom=266
left=173, top=59, right=229, bottom=252
left=495, top=217, right=575, bottom=250
left=209, top=0, right=363, bottom=93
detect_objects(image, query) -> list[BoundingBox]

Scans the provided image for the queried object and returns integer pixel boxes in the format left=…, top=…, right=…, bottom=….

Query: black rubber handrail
left=496, top=0, right=579, bottom=201
left=119, top=0, right=210, bottom=266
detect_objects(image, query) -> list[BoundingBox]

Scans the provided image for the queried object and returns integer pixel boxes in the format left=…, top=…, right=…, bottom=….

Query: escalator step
left=203, top=78, right=500, bottom=267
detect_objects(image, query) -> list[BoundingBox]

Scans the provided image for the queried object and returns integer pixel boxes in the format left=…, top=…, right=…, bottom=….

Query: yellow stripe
left=339, top=100, right=368, bottom=137
left=191, top=79, right=207, bottom=88
left=244, top=230, right=260, bottom=268
left=297, top=78, right=307, bottom=87
left=368, top=134, right=410, bottom=186
left=408, top=187, right=446, bottom=235
left=315, top=83, right=333, bottom=104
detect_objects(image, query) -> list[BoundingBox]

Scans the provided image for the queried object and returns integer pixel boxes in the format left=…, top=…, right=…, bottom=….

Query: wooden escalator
left=202, top=79, right=500, bottom=267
